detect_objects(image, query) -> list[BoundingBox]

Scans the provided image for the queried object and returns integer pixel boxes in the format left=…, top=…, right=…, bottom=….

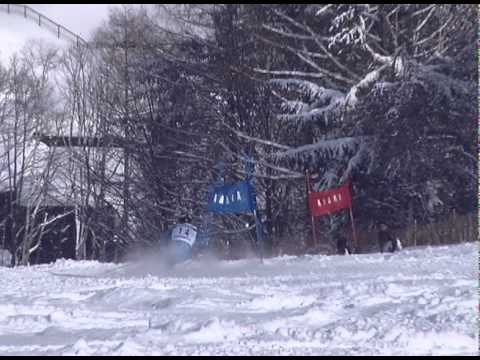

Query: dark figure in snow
left=378, top=224, right=401, bottom=253
left=336, top=233, right=351, bottom=255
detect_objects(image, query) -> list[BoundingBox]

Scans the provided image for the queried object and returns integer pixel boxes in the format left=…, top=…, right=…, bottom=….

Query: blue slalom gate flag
left=206, top=180, right=256, bottom=214
left=205, top=154, right=264, bottom=262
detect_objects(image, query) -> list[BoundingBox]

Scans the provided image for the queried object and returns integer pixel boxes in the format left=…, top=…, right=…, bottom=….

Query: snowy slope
left=0, top=243, right=477, bottom=355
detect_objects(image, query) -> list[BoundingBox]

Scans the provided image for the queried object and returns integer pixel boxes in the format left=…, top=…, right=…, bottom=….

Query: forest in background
left=0, top=4, right=477, bottom=265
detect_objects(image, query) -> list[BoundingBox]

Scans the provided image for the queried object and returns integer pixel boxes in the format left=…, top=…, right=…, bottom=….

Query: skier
left=378, top=223, right=401, bottom=253
left=336, top=233, right=351, bottom=255
left=168, top=214, right=198, bottom=266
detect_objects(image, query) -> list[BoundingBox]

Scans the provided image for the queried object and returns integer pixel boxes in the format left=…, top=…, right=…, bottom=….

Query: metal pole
left=348, top=180, right=358, bottom=252
left=244, top=151, right=264, bottom=263
left=349, top=206, right=358, bottom=252
left=253, top=208, right=264, bottom=264
left=305, top=170, right=318, bottom=248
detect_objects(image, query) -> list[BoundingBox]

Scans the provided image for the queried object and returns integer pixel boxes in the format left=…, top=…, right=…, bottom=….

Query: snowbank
left=0, top=242, right=477, bottom=355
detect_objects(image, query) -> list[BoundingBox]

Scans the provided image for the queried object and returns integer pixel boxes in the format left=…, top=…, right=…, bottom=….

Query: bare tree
left=0, top=41, right=70, bottom=265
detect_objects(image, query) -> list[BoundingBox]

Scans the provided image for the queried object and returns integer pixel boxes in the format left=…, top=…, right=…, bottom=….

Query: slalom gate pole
left=253, top=209, right=264, bottom=264
left=305, top=170, right=318, bottom=248
left=348, top=180, right=358, bottom=252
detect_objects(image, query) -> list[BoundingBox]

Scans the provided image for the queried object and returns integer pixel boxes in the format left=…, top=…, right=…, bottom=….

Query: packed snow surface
left=0, top=243, right=477, bottom=355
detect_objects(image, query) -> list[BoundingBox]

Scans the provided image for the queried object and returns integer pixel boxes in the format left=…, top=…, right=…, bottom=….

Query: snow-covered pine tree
left=258, top=4, right=477, bottom=248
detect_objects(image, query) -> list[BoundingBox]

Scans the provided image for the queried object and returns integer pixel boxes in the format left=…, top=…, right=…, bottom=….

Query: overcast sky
left=0, top=4, right=120, bottom=64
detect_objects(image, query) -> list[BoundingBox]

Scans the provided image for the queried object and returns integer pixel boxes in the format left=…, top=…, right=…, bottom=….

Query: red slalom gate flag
left=308, top=181, right=352, bottom=217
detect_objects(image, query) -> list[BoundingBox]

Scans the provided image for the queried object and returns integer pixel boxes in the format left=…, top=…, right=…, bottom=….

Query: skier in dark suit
left=378, top=223, right=400, bottom=253
left=336, top=233, right=351, bottom=255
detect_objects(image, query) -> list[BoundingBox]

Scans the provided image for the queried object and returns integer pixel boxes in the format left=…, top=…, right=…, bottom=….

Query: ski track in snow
left=0, top=243, right=477, bottom=355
